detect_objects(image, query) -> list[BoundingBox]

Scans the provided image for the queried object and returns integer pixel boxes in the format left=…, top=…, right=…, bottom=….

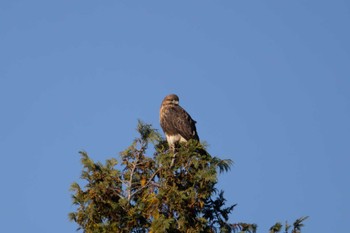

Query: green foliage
left=267, top=217, right=309, bottom=233
left=69, top=121, right=307, bottom=233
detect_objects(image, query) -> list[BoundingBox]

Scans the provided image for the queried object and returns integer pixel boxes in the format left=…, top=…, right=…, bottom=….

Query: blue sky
left=1, top=1, right=349, bottom=232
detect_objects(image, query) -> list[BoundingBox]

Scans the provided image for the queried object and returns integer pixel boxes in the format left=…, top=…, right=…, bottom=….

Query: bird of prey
left=160, top=94, right=199, bottom=151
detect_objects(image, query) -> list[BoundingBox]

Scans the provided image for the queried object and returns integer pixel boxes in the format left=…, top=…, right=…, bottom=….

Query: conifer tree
left=69, top=121, right=307, bottom=233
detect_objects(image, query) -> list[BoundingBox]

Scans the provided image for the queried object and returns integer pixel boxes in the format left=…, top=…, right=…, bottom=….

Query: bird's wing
left=161, top=105, right=199, bottom=141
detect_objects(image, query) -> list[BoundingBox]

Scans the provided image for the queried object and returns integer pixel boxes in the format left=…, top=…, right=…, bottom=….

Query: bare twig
left=130, top=168, right=161, bottom=198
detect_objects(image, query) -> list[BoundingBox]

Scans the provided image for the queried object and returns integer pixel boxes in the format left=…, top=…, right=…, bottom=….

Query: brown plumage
left=160, top=94, right=199, bottom=151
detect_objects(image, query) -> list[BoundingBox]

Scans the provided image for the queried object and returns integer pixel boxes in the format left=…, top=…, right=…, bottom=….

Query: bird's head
left=162, top=94, right=179, bottom=106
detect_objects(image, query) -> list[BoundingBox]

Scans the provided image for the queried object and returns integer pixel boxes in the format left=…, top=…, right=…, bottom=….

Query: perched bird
left=160, top=94, right=199, bottom=152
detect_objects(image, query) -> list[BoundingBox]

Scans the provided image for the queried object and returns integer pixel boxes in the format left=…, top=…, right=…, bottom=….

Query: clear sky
left=1, top=1, right=349, bottom=232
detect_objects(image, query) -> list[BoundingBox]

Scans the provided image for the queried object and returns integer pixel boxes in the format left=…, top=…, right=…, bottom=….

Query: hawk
left=160, top=94, right=199, bottom=151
